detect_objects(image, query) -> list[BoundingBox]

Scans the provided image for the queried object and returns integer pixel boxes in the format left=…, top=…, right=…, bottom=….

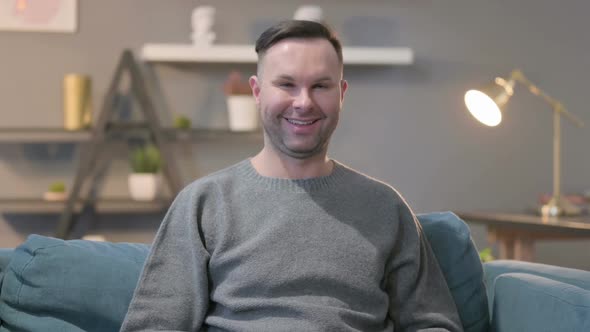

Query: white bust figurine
left=191, top=6, right=216, bottom=46
left=293, top=5, right=324, bottom=22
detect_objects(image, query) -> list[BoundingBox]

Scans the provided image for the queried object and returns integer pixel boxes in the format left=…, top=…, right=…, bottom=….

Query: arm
left=387, top=200, right=463, bottom=332
left=120, top=188, right=211, bottom=332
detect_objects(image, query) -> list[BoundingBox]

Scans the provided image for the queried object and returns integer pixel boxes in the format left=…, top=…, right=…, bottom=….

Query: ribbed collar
left=234, top=158, right=348, bottom=192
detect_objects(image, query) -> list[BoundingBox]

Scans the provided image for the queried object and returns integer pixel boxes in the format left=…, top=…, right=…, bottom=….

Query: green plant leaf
left=130, top=144, right=162, bottom=173
left=479, top=247, right=495, bottom=263
left=174, top=115, right=191, bottom=129
left=48, top=181, right=66, bottom=193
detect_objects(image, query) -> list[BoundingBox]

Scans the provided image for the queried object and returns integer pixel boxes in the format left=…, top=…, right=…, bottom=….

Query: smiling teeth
left=287, top=119, right=315, bottom=125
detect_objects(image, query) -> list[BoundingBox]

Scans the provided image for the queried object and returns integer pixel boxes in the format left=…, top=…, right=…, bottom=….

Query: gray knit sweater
left=120, top=159, right=462, bottom=332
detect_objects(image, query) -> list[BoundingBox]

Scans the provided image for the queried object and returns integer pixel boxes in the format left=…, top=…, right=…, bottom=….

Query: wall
left=1, top=0, right=589, bottom=269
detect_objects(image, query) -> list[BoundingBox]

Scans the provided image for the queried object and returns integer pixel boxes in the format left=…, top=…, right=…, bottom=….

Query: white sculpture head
left=191, top=5, right=216, bottom=45
left=192, top=5, right=216, bottom=31
left=293, top=5, right=323, bottom=22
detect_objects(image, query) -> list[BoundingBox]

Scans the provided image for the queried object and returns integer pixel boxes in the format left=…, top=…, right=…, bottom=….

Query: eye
left=277, top=82, right=294, bottom=88
left=313, top=83, right=328, bottom=90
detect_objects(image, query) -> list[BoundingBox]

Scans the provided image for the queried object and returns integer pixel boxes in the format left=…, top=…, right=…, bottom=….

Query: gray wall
left=1, top=0, right=589, bottom=269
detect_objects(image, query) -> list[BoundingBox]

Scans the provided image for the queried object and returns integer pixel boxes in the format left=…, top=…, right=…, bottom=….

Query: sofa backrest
left=418, top=212, right=489, bottom=332
left=0, top=212, right=489, bottom=332
left=0, top=235, right=149, bottom=332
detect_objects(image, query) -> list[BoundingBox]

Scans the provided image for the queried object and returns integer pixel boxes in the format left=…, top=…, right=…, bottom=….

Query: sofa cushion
left=491, top=273, right=590, bottom=331
left=0, top=248, right=11, bottom=329
left=0, top=249, right=12, bottom=283
left=418, top=211, right=490, bottom=332
left=0, top=235, right=150, bottom=332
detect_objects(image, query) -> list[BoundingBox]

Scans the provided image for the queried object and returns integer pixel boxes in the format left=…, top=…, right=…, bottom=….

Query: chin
left=281, top=143, right=328, bottom=160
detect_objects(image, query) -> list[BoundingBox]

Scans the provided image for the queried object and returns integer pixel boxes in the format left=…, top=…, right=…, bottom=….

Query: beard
left=261, top=116, right=336, bottom=160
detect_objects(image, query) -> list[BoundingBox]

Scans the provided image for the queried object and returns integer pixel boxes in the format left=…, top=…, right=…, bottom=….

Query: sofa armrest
left=484, top=259, right=590, bottom=315
left=491, top=273, right=590, bottom=332
left=484, top=260, right=590, bottom=290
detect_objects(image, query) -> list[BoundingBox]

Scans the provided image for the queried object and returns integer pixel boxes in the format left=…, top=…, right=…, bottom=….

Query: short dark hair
left=255, top=20, right=343, bottom=64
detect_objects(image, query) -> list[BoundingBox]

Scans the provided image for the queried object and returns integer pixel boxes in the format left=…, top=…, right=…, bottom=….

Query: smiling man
left=121, top=20, right=462, bottom=332
left=249, top=30, right=346, bottom=178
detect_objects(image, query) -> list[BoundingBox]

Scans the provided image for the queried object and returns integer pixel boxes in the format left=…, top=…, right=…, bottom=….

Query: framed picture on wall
left=0, top=0, right=77, bottom=33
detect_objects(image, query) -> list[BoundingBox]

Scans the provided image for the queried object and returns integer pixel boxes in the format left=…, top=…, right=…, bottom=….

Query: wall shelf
left=140, top=43, right=414, bottom=66
left=0, top=126, right=262, bottom=143
left=0, top=128, right=92, bottom=143
left=0, top=197, right=170, bottom=214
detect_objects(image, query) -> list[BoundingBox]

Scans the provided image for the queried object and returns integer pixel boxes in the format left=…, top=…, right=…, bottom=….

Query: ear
left=340, top=79, right=348, bottom=101
left=249, top=75, right=261, bottom=104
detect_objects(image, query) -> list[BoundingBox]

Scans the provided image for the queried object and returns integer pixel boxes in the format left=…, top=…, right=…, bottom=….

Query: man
left=121, top=20, right=462, bottom=332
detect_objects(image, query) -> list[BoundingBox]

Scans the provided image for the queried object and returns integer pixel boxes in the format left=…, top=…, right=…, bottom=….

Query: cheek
left=316, top=91, right=342, bottom=113
left=260, top=90, right=292, bottom=112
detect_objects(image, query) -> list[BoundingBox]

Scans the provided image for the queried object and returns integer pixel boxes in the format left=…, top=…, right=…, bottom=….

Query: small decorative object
left=479, top=248, right=495, bottom=263
left=43, top=181, right=67, bottom=201
left=63, top=73, right=92, bottom=130
left=223, top=71, right=258, bottom=132
left=191, top=5, right=216, bottom=45
left=128, top=144, right=162, bottom=201
left=293, top=5, right=323, bottom=22
left=81, top=234, right=106, bottom=242
left=173, top=115, right=192, bottom=129
left=0, top=0, right=78, bottom=33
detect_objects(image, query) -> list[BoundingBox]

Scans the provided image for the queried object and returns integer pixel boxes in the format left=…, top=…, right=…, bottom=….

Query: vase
left=128, top=173, right=160, bottom=201
left=63, top=74, right=92, bottom=130
left=226, top=95, right=258, bottom=131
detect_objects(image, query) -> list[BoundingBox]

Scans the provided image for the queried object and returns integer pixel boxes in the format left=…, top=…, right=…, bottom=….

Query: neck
left=251, top=148, right=333, bottom=179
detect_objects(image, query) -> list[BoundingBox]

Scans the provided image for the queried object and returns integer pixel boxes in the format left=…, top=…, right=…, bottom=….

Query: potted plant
left=223, top=70, right=258, bottom=131
left=128, top=144, right=162, bottom=201
left=173, top=115, right=192, bottom=129
left=43, top=181, right=67, bottom=201
left=479, top=247, right=495, bottom=263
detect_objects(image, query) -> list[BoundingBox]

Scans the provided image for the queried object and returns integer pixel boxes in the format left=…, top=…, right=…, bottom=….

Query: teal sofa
left=0, top=212, right=589, bottom=331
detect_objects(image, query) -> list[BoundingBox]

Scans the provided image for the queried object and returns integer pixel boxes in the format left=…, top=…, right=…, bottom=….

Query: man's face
left=249, top=38, right=348, bottom=160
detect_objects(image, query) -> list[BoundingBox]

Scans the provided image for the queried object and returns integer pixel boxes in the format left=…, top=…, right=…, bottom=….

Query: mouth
left=284, top=117, right=320, bottom=126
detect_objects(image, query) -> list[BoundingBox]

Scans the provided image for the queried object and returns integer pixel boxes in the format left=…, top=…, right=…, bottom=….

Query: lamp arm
left=510, top=69, right=584, bottom=127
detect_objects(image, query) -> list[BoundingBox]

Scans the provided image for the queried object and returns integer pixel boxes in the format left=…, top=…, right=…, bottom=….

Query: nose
left=292, top=88, right=313, bottom=111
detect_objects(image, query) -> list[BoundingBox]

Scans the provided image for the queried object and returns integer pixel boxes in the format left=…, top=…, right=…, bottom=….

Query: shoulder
left=332, top=161, right=418, bottom=233
left=176, top=159, right=248, bottom=200
left=334, top=162, right=421, bottom=225
left=334, top=160, right=404, bottom=202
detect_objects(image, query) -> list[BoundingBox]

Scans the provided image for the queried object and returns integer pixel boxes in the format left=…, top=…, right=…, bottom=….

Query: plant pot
left=43, top=191, right=67, bottom=201
left=226, top=95, right=258, bottom=131
left=128, top=173, right=160, bottom=201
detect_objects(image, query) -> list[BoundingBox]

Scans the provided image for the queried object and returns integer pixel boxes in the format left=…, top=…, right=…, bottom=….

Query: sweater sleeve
left=386, top=200, right=463, bottom=332
left=120, top=188, right=211, bottom=332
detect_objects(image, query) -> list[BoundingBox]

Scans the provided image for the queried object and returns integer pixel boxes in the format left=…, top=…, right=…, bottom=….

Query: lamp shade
left=464, top=77, right=515, bottom=127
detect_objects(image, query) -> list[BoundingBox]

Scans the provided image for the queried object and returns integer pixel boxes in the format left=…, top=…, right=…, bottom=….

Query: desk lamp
left=464, top=69, right=584, bottom=217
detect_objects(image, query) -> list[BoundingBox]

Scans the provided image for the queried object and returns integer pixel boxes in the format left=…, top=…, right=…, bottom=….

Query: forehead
left=260, top=38, right=341, bottom=77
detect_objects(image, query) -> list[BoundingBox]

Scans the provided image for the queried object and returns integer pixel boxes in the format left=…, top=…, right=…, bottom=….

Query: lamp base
left=539, top=196, right=582, bottom=217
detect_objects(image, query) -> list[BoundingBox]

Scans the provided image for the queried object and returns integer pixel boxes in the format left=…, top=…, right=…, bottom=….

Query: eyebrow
left=274, top=75, right=334, bottom=82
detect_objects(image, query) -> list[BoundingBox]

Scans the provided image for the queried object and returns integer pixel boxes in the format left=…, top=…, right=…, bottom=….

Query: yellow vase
left=63, top=74, right=92, bottom=130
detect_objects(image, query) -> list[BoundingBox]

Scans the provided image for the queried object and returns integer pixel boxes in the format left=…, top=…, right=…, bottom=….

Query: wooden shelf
left=0, top=126, right=262, bottom=143
left=0, top=197, right=170, bottom=214
left=0, top=128, right=92, bottom=143
left=163, top=128, right=262, bottom=141
left=140, top=43, right=414, bottom=66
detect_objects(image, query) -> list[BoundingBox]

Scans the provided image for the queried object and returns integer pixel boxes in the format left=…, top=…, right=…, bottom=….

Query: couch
left=0, top=212, right=588, bottom=332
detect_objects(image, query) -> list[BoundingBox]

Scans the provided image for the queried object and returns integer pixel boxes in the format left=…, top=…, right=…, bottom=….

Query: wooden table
left=457, top=212, right=590, bottom=261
